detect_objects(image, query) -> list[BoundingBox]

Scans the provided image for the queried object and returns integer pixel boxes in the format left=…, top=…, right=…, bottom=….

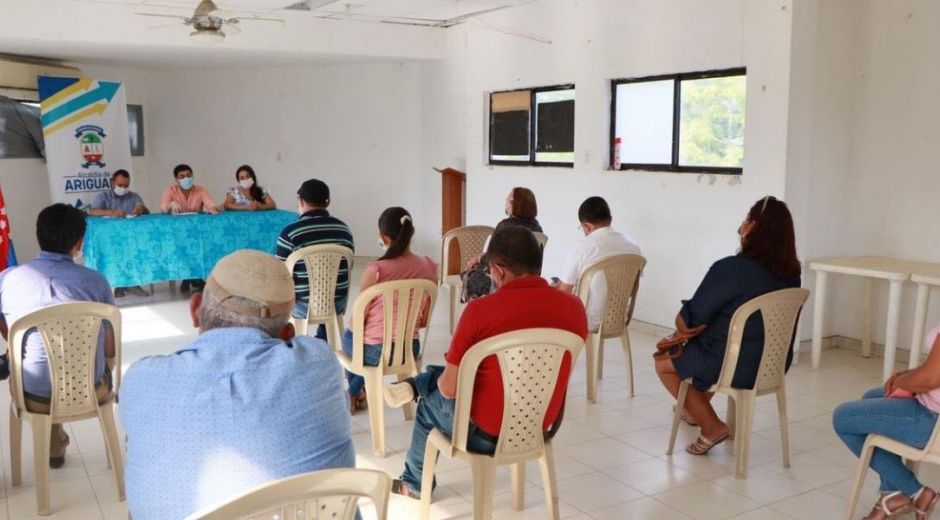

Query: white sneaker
left=383, top=382, right=414, bottom=408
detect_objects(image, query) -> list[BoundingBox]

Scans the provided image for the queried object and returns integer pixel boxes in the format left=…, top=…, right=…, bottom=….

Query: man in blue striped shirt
left=276, top=179, right=354, bottom=338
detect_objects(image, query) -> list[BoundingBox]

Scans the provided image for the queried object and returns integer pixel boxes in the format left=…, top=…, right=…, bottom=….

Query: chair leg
left=510, top=462, right=525, bottom=511
left=844, top=439, right=876, bottom=520
left=31, top=415, right=52, bottom=516
left=776, top=388, right=790, bottom=468
left=290, top=316, right=307, bottom=337
left=325, top=320, right=338, bottom=353
left=734, top=393, right=755, bottom=479
left=585, top=334, right=599, bottom=403
left=539, top=444, right=560, bottom=520
left=666, top=380, right=689, bottom=455
left=10, top=406, right=22, bottom=487
left=620, top=331, right=634, bottom=398
left=419, top=438, right=441, bottom=520
left=399, top=373, right=415, bottom=421
left=597, top=337, right=605, bottom=381
left=98, top=403, right=126, bottom=500
left=364, top=373, right=386, bottom=457
left=726, top=395, right=737, bottom=441
left=469, top=457, right=496, bottom=520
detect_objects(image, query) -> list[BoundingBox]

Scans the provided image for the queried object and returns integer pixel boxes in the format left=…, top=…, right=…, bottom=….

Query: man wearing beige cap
left=118, top=250, right=355, bottom=520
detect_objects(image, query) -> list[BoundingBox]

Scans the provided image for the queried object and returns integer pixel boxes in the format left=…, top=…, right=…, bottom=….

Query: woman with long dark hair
left=223, top=165, right=276, bottom=211
left=340, top=207, right=438, bottom=412
left=655, top=196, right=802, bottom=455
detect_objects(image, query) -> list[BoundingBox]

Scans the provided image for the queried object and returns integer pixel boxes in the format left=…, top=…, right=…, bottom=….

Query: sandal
left=348, top=390, right=368, bottom=414
left=861, top=491, right=912, bottom=520
left=686, top=431, right=729, bottom=456
left=672, top=405, right=698, bottom=427
left=915, top=487, right=939, bottom=520
left=392, top=479, right=420, bottom=500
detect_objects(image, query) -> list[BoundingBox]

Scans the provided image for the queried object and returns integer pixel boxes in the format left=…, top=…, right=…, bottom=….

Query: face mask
left=179, top=177, right=194, bottom=190
left=113, top=186, right=129, bottom=196
left=377, top=239, right=388, bottom=252
left=239, top=179, right=254, bottom=189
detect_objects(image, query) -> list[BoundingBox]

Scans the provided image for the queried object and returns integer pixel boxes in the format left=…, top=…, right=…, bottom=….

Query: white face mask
left=377, top=238, right=388, bottom=252
left=179, top=177, right=194, bottom=190
left=239, top=179, right=254, bottom=189
left=113, top=186, right=129, bottom=196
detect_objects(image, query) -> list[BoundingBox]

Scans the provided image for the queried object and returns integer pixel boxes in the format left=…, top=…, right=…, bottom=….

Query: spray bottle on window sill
left=612, top=137, right=622, bottom=170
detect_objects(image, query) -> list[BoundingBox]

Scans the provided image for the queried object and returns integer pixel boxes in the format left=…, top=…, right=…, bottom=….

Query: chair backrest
left=440, top=225, right=494, bottom=283
left=284, top=245, right=354, bottom=320
left=8, top=302, right=121, bottom=419
left=576, top=254, right=647, bottom=338
left=185, top=468, right=392, bottom=520
left=349, top=279, right=438, bottom=372
left=449, top=328, right=584, bottom=465
left=533, top=232, right=549, bottom=249
left=716, top=288, right=810, bottom=392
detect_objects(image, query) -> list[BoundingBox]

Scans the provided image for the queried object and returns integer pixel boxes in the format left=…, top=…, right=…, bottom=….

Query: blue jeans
left=399, top=365, right=497, bottom=498
left=833, top=387, right=939, bottom=496
left=340, top=328, right=421, bottom=398
left=292, top=295, right=348, bottom=340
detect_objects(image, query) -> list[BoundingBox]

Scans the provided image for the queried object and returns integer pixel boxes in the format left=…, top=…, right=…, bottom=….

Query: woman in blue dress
left=655, top=196, right=802, bottom=455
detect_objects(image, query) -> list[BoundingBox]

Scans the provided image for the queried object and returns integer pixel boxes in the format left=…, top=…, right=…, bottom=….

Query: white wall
left=422, top=0, right=795, bottom=327
left=0, top=63, right=150, bottom=262
left=143, top=62, right=429, bottom=259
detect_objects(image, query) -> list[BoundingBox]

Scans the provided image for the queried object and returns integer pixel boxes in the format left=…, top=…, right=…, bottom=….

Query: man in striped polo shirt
left=276, top=179, right=354, bottom=338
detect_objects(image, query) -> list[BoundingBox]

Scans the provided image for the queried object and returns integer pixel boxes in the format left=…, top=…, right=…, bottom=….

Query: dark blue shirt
left=275, top=209, right=354, bottom=311
left=679, top=255, right=801, bottom=389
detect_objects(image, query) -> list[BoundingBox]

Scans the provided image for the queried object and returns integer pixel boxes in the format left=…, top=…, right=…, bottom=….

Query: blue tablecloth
left=83, top=210, right=297, bottom=287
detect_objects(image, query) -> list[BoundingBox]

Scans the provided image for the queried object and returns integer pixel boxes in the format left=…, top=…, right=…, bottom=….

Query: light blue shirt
left=119, top=328, right=356, bottom=520
left=89, top=189, right=145, bottom=214
left=0, top=251, right=114, bottom=397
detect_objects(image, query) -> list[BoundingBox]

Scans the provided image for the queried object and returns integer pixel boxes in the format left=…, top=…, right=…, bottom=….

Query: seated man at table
left=276, top=178, right=354, bottom=338
left=89, top=169, right=150, bottom=297
left=119, top=250, right=355, bottom=520
left=384, top=226, right=589, bottom=499
left=0, top=203, right=116, bottom=468
left=161, top=163, right=220, bottom=291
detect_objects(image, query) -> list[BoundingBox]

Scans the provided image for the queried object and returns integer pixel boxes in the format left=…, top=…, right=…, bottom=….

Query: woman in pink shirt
left=340, top=207, right=437, bottom=412
left=160, top=164, right=220, bottom=215
left=833, top=325, right=940, bottom=519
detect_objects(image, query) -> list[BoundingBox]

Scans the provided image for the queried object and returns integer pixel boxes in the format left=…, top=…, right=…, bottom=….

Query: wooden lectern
left=436, top=167, right=466, bottom=275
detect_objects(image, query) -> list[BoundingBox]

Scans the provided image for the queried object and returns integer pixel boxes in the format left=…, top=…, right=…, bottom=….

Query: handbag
left=459, top=258, right=493, bottom=303
left=653, top=329, right=704, bottom=360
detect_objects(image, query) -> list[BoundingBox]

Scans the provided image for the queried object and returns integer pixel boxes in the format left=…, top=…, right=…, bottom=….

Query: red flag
left=0, top=185, right=17, bottom=271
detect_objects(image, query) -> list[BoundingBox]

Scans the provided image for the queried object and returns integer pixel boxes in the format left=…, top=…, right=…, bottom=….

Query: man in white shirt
left=552, top=196, right=641, bottom=330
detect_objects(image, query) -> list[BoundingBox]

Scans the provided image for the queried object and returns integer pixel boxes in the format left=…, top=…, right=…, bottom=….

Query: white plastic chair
left=8, top=302, right=125, bottom=516
left=336, top=279, right=438, bottom=457
left=843, top=421, right=940, bottom=519
left=440, top=225, right=494, bottom=334
left=284, top=244, right=354, bottom=350
left=576, top=253, right=646, bottom=402
left=533, top=232, right=549, bottom=249
left=185, top=468, right=392, bottom=520
left=666, top=287, right=809, bottom=479
left=419, top=328, right=585, bottom=520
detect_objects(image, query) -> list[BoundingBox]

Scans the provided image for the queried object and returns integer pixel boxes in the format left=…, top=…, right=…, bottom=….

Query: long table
left=809, top=256, right=940, bottom=379
left=83, top=210, right=296, bottom=287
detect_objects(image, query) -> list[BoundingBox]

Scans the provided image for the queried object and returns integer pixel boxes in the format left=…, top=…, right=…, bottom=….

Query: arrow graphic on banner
left=40, top=78, right=92, bottom=111
left=43, top=103, right=107, bottom=136
left=41, top=81, right=120, bottom=128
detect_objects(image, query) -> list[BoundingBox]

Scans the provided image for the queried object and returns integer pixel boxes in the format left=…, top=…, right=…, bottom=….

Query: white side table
left=809, top=256, right=911, bottom=379
left=908, top=263, right=940, bottom=368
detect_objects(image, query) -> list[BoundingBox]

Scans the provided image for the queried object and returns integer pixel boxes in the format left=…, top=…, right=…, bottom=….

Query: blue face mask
left=179, top=177, right=194, bottom=190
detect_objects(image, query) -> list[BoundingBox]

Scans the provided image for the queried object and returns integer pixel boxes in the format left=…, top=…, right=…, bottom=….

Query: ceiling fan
left=136, top=0, right=284, bottom=42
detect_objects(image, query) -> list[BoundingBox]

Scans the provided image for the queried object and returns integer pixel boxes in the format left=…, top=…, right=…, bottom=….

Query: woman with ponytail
left=223, top=165, right=276, bottom=211
left=341, top=207, right=438, bottom=412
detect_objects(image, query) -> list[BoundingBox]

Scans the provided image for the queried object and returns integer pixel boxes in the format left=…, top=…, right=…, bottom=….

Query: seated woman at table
left=340, top=207, right=437, bottom=412
left=223, top=165, right=276, bottom=211
left=654, top=196, right=801, bottom=455
left=160, top=163, right=220, bottom=215
left=832, top=327, right=940, bottom=520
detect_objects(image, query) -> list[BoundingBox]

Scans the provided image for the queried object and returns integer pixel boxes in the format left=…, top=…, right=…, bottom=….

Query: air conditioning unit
left=0, top=56, right=81, bottom=101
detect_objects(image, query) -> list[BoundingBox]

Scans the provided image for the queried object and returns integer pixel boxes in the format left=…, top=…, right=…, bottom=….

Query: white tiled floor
left=0, top=277, right=936, bottom=519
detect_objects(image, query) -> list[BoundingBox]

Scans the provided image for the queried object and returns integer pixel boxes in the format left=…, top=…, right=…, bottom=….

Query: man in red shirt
left=385, top=226, right=588, bottom=499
